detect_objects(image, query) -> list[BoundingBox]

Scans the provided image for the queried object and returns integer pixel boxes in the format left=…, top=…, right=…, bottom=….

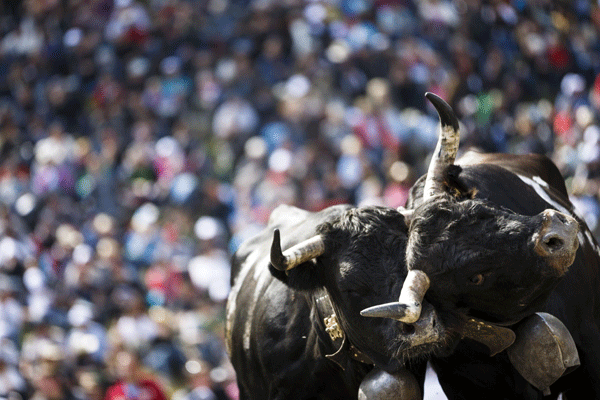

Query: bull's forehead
left=411, top=199, right=530, bottom=241
left=406, top=198, right=538, bottom=271
left=335, top=251, right=401, bottom=284
left=425, top=198, right=532, bottom=229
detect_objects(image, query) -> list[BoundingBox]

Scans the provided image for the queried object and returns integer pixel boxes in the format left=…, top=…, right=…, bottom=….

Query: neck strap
left=315, top=293, right=374, bottom=369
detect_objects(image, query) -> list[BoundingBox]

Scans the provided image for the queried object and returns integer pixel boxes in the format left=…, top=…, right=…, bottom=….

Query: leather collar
left=461, top=318, right=516, bottom=356
left=315, top=292, right=374, bottom=369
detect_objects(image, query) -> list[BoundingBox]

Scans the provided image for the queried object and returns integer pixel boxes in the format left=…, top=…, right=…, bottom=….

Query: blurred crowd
left=0, top=0, right=600, bottom=398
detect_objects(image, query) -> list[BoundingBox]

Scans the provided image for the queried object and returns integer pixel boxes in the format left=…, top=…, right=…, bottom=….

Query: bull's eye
left=469, top=274, right=485, bottom=285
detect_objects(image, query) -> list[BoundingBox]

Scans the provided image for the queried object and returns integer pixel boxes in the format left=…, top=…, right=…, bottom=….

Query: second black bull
left=226, top=93, right=600, bottom=399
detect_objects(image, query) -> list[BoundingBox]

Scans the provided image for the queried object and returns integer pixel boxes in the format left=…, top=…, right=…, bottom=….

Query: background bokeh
left=0, top=0, right=599, bottom=398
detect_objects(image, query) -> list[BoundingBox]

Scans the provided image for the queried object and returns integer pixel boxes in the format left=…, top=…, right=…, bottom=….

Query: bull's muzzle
left=400, top=302, right=443, bottom=347
left=363, top=299, right=443, bottom=350
left=532, top=209, right=579, bottom=275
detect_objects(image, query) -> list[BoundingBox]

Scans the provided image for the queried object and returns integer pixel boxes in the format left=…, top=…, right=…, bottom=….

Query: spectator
left=104, top=348, right=166, bottom=400
left=0, top=275, right=24, bottom=343
left=177, top=359, right=218, bottom=400
left=0, top=338, right=27, bottom=397
left=111, top=287, right=159, bottom=350
left=66, top=300, right=110, bottom=364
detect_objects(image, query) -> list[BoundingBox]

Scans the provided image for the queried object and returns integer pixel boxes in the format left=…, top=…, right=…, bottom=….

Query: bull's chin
left=394, top=342, right=443, bottom=363
left=468, top=306, right=540, bottom=327
left=470, top=313, right=524, bottom=327
left=390, top=331, right=460, bottom=365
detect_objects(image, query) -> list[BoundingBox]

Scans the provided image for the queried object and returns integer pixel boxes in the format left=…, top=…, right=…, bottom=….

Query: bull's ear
left=269, top=260, right=325, bottom=292
left=269, top=259, right=324, bottom=292
left=443, top=165, right=478, bottom=200
left=397, top=206, right=414, bottom=225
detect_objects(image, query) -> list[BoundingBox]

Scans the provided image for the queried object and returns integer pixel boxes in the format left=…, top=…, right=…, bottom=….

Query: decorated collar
left=315, top=293, right=373, bottom=369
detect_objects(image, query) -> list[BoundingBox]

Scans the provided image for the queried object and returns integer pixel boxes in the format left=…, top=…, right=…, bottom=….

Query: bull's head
left=269, top=204, right=444, bottom=371
left=361, top=93, right=580, bottom=358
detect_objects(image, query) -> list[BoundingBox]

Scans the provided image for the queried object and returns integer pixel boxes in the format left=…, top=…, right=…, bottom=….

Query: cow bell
left=358, top=368, right=422, bottom=400
left=507, top=312, right=580, bottom=396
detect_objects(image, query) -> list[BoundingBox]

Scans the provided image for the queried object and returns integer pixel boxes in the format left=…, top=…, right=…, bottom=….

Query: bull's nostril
left=544, top=236, right=564, bottom=252
left=401, top=323, right=416, bottom=335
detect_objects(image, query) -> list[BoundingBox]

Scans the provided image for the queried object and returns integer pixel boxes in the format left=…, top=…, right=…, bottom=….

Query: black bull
left=226, top=95, right=600, bottom=399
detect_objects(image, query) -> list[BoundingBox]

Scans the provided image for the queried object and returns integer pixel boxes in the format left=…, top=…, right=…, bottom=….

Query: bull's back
left=457, top=151, right=569, bottom=197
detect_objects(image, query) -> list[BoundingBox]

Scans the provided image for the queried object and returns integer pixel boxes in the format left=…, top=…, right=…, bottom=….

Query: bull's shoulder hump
left=268, top=204, right=352, bottom=229
left=234, top=206, right=314, bottom=260
left=457, top=152, right=568, bottom=197
left=454, top=162, right=574, bottom=216
left=269, top=204, right=311, bottom=226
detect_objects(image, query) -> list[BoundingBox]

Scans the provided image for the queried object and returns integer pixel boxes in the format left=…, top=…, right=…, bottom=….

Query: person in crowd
left=104, top=348, right=167, bottom=400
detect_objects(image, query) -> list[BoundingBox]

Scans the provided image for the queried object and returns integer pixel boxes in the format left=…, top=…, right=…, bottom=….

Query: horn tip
left=425, top=92, right=459, bottom=131
left=360, top=307, right=376, bottom=317
left=424, top=91, right=438, bottom=100
left=270, top=229, right=286, bottom=271
left=360, top=303, right=408, bottom=320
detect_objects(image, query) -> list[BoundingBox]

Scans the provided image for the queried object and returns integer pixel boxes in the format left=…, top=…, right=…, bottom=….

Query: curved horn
left=270, top=229, right=326, bottom=271
left=423, top=92, right=460, bottom=200
left=360, top=270, right=430, bottom=323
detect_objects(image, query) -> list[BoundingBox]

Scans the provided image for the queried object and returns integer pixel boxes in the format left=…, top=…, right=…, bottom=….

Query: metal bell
left=358, top=368, right=422, bottom=400
left=507, top=312, right=580, bottom=395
